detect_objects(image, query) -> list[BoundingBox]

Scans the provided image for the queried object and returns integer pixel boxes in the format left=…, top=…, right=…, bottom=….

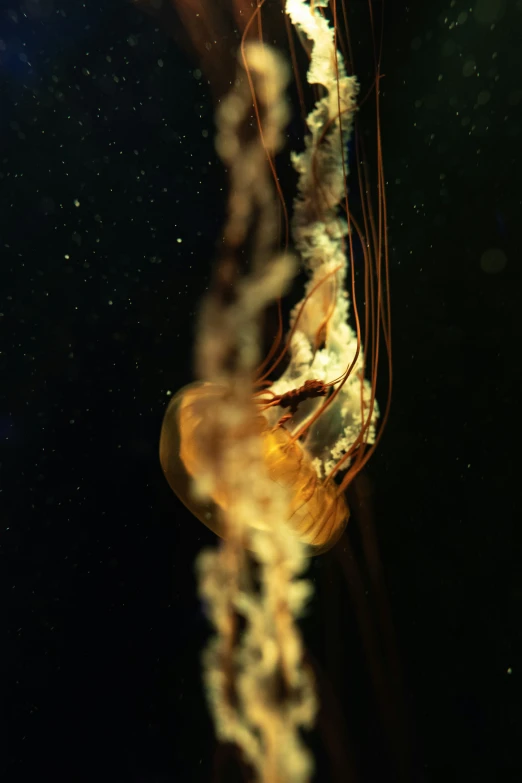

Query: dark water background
left=2, top=0, right=520, bottom=781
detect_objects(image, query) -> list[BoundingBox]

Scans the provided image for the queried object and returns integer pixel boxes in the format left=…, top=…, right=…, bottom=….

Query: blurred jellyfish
left=153, top=2, right=394, bottom=781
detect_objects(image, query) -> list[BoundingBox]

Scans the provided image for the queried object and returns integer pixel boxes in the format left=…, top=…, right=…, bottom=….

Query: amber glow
left=160, top=382, right=349, bottom=553
left=158, top=0, right=391, bottom=554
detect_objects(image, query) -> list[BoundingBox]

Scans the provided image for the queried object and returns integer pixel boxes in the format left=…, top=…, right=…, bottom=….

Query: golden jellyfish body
left=157, top=0, right=391, bottom=558
left=159, top=382, right=349, bottom=555
left=152, top=4, right=401, bottom=781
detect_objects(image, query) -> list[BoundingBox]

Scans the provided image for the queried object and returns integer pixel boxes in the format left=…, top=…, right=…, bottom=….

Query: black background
left=2, top=1, right=520, bottom=781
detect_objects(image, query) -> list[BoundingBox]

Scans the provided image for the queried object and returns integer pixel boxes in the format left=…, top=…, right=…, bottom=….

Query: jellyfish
left=159, top=0, right=391, bottom=556
left=151, top=2, right=394, bottom=780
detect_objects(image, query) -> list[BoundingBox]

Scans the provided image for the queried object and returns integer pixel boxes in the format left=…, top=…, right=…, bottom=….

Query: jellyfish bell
left=159, top=380, right=349, bottom=554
